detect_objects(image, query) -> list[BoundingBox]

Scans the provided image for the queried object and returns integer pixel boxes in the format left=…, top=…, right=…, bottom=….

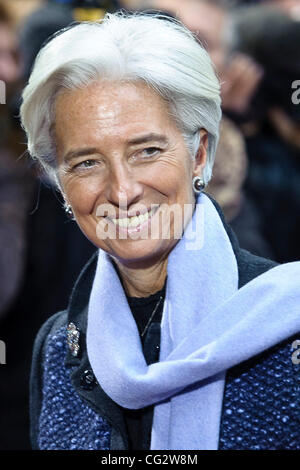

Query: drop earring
left=65, top=204, right=74, bottom=219
left=192, top=176, right=205, bottom=194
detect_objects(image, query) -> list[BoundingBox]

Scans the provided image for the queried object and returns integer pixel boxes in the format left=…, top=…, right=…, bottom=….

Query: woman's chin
left=105, top=238, right=172, bottom=269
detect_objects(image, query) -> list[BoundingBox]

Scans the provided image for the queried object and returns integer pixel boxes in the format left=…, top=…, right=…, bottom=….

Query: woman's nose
left=105, top=164, right=144, bottom=209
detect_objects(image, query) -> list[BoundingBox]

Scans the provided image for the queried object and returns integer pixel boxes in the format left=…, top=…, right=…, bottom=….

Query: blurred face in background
left=178, top=0, right=263, bottom=114
left=273, top=0, right=300, bottom=19
left=0, top=21, right=20, bottom=87
left=178, top=1, right=228, bottom=73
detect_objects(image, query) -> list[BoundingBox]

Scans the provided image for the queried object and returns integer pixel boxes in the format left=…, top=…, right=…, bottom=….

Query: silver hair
left=20, top=11, right=222, bottom=187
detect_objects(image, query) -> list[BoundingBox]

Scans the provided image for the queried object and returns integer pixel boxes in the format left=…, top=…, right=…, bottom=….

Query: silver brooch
left=67, top=322, right=80, bottom=357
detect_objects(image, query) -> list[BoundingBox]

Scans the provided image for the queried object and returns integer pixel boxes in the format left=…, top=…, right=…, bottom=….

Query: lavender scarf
left=87, top=194, right=300, bottom=450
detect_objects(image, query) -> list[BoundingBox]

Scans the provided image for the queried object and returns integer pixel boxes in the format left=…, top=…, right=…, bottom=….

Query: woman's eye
left=140, top=147, right=161, bottom=158
left=73, top=159, right=97, bottom=170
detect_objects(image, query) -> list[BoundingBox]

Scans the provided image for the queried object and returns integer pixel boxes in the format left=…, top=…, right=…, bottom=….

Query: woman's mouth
left=107, top=206, right=159, bottom=234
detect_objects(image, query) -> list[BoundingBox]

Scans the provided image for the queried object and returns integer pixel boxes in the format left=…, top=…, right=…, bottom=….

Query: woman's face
left=55, top=81, right=207, bottom=268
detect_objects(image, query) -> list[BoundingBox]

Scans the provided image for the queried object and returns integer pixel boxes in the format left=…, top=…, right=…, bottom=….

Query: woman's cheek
left=64, top=176, right=101, bottom=215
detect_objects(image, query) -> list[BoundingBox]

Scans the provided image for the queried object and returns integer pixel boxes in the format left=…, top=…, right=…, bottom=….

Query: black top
left=127, top=286, right=166, bottom=342
left=122, top=285, right=166, bottom=450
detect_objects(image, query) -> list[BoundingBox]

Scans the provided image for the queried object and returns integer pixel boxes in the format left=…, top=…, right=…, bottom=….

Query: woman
left=20, top=12, right=299, bottom=450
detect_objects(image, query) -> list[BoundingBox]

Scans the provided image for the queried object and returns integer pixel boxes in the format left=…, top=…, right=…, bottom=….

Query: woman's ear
left=193, top=129, right=208, bottom=177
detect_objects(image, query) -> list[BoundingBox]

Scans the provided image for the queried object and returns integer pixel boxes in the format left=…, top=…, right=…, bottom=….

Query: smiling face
left=55, top=80, right=207, bottom=268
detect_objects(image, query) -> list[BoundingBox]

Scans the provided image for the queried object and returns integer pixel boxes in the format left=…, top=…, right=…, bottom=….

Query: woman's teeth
left=111, top=207, right=156, bottom=228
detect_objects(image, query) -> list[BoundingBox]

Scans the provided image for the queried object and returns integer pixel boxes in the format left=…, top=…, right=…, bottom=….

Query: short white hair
left=20, top=11, right=222, bottom=186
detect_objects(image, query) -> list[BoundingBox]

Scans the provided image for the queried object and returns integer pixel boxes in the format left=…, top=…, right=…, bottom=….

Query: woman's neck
left=114, top=257, right=168, bottom=298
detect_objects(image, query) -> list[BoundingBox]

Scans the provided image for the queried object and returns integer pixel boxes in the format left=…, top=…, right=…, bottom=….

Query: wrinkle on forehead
left=55, top=80, right=161, bottom=121
left=54, top=80, right=177, bottom=155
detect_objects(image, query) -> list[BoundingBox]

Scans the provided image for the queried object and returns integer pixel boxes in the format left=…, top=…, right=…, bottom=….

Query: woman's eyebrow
left=63, top=148, right=99, bottom=163
left=127, top=133, right=169, bottom=145
left=63, top=134, right=169, bottom=162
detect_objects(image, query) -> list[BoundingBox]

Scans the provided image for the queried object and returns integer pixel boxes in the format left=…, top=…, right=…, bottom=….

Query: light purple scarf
left=87, top=193, right=300, bottom=450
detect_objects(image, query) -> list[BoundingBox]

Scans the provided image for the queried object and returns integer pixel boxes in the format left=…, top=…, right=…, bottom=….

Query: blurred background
left=0, top=0, right=299, bottom=450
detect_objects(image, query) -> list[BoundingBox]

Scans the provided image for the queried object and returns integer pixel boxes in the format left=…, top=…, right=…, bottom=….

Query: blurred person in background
left=175, top=0, right=265, bottom=116
left=230, top=4, right=300, bottom=262
left=0, top=2, right=20, bottom=87
left=0, top=2, right=36, bottom=449
left=269, top=0, right=300, bottom=20
left=207, top=117, right=274, bottom=258
left=175, top=0, right=274, bottom=258
left=0, top=0, right=29, bottom=323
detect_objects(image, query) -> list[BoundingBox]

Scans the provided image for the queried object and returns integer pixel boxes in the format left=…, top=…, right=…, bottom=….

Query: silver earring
left=65, top=204, right=74, bottom=219
left=192, top=176, right=205, bottom=194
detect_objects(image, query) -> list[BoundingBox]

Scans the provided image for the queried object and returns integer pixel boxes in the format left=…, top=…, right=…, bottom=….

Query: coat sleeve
left=29, top=311, right=67, bottom=449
